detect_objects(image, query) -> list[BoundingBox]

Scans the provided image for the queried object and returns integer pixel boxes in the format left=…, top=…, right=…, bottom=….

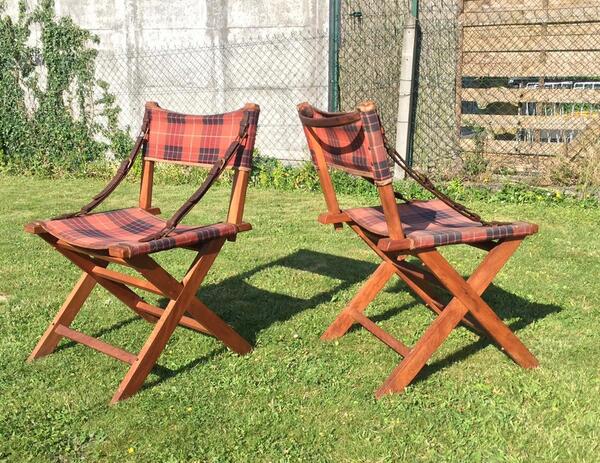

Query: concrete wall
left=8, top=0, right=329, bottom=160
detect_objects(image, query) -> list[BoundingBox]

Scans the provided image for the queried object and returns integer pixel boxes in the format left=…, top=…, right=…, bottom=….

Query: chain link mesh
left=339, top=0, right=461, bottom=175
left=89, top=1, right=600, bottom=180
left=338, top=0, right=600, bottom=181
left=95, top=32, right=329, bottom=164
left=338, top=0, right=408, bottom=150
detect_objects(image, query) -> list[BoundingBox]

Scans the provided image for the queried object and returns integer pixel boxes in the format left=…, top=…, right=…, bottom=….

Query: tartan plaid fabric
left=301, top=106, right=393, bottom=184
left=144, top=102, right=259, bottom=170
left=346, top=199, right=538, bottom=249
left=39, top=208, right=238, bottom=257
left=359, top=108, right=393, bottom=185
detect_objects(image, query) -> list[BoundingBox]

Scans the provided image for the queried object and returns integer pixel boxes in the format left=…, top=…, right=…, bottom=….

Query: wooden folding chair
left=297, top=101, right=539, bottom=398
left=25, top=101, right=260, bottom=404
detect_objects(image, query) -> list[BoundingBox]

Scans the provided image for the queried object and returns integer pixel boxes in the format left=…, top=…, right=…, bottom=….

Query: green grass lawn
left=0, top=177, right=599, bottom=462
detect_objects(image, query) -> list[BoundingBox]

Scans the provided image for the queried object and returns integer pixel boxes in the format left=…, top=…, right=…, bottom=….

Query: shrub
left=461, top=125, right=489, bottom=180
left=0, top=0, right=130, bottom=176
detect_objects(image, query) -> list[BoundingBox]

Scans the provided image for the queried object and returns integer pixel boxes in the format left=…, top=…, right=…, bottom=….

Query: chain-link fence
left=95, top=32, right=329, bottom=164
left=338, top=0, right=461, bottom=174
left=338, top=0, right=408, bottom=150
left=338, top=0, right=600, bottom=180
left=91, top=0, right=600, bottom=180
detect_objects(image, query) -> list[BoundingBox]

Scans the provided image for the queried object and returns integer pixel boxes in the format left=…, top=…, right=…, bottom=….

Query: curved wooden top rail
left=297, top=102, right=361, bottom=128
left=145, top=101, right=260, bottom=117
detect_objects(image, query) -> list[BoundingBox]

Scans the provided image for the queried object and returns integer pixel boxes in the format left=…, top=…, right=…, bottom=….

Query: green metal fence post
left=407, top=0, right=419, bottom=167
left=328, top=0, right=341, bottom=112
left=411, top=0, right=419, bottom=19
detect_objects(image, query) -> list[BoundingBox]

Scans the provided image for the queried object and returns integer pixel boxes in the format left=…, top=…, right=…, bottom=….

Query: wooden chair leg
left=375, top=292, right=468, bottom=398
left=28, top=272, right=98, bottom=361
left=32, top=233, right=249, bottom=403
left=184, top=299, right=252, bottom=355
left=392, top=264, right=485, bottom=335
left=49, top=242, right=159, bottom=323
left=321, top=262, right=394, bottom=340
left=419, top=244, right=539, bottom=369
left=351, top=224, right=482, bottom=335
left=375, top=240, right=537, bottom=398
left=111, top=240, right=232, bottom=403
left=131, top=252, right=252, bottom=355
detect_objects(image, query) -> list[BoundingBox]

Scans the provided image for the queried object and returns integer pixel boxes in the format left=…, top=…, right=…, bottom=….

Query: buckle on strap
left=139, top=225, right=175, bottom=243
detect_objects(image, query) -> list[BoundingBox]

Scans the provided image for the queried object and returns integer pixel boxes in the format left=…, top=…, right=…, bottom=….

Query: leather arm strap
left=139, top=111, right=250, bottom=242
left=52, top=112, right=151, bottom=220
left=380, top=127, right=502, bottom=226
left=298, top=112, right=361, bottom=128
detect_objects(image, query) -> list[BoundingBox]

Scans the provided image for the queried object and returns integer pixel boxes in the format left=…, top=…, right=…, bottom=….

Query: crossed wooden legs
left=321, top=238, right=539, bottom=398
left=29, top=230, right=538, bottom=402
left=28, top=235, right=252, bottom=404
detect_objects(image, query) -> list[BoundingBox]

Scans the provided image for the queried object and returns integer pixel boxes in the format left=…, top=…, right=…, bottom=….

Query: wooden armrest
left=225, top=222, right=252, bottom=242
left=235, top=222, right=252, bottom=232
left=318, top=212, right=350, bottom=232
left=24, top=221, right=46, bottom=234
left=318, top=212, right=350, bottom=225
left=144, top=207, right=161, bottom=216
left=377, top=237, right=413, bottom=252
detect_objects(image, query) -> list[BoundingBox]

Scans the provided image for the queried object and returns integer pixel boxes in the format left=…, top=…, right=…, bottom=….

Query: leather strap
left=52, top=111, right=151, bottom=220
left=377, top=118, right=500, bottom=226
left=298, top=112, right=361, bottom=128
left=139, top=111, right=251, bottom=242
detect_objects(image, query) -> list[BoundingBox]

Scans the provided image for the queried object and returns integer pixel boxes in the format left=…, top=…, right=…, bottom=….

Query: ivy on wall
left=0, top=0, right=131, bottom=175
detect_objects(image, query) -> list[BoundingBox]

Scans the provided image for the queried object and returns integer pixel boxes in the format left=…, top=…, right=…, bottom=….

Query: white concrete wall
left=7, top=0, right=329, bottom=161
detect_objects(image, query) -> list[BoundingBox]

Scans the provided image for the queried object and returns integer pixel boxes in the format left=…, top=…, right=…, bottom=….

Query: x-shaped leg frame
left=28, top=233, right=252, bottom=404
left=322, top=225, right=539, bottom=398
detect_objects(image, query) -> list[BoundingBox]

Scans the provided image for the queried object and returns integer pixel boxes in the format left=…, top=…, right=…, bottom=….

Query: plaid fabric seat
left=346, top=199, right=538, bottom=250
left=38, top=208, right=239, bottom=258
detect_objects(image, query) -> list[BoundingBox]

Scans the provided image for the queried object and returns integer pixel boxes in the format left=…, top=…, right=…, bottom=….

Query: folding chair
left=25, top=101, right=260, bottom=404
left=297, top=101, right=539, bottom=398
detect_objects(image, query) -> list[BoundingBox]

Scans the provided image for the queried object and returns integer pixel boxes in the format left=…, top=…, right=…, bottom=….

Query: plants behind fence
left=0, top=0, right=130, bottom=176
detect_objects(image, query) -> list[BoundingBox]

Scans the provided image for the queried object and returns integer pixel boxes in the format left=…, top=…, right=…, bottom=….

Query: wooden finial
left=357, top=100, right=377, bottom=112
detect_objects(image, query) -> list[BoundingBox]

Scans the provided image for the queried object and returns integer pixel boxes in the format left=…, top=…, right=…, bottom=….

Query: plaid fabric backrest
left=297, top=102, right=393, bottom=185
left=144, top=102, right=259, bottom=170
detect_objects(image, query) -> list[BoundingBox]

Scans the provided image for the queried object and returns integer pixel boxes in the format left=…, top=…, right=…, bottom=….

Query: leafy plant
left=461, top=124, right=489, bottom=179
left=0, top=0, right=130, bottom=176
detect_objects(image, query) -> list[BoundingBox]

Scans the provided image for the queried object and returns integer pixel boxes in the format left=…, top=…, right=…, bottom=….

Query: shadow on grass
left=147, top=248, right=560, bottom=389
left=143, top=249, right=379, bottom=386
left=51, top=248, right=561, bottom=393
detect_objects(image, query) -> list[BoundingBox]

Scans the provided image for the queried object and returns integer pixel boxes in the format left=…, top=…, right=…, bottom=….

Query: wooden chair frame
left=301, top=101, right=539, bottom=398
left=25, top=106, right=256, bottom=404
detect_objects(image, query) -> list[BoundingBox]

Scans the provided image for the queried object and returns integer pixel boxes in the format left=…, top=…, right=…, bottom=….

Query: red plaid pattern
left=39, top=208, right=238, bottom=257
left=359, top=108, right=393, bottom=185
left=144, top=102, right=259, bottom=170
left=301, top=105, right=393, bottom=184
left=346, top=199, right=538, bottom=249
